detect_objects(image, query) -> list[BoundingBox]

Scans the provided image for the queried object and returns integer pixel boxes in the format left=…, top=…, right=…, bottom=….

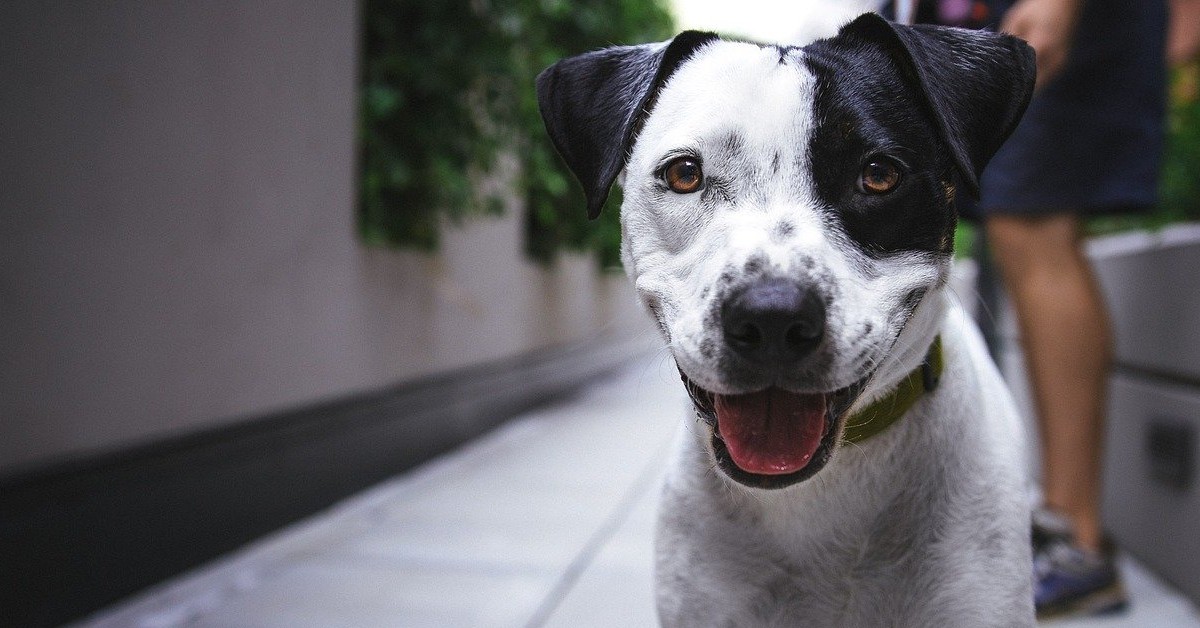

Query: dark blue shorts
left=967, top=0, right=1168, bottom=219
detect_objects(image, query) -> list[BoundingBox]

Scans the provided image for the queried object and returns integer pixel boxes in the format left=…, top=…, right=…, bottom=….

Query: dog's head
left=537, top=13, right=1034, bottom=489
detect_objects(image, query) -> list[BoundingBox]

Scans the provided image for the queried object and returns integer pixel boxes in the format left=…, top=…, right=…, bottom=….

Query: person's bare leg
left=986, top=214, right=1110, bottom=552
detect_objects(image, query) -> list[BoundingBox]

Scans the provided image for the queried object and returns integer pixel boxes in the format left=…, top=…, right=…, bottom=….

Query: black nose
left=721, top=278, right=825, bottom=364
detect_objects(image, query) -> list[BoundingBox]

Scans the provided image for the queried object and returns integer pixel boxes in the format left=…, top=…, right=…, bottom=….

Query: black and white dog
left=537, top=13, right=1037, bottom=626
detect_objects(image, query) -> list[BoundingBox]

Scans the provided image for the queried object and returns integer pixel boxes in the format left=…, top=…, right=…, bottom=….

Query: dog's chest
left=680, top=533, right=941, bottom=627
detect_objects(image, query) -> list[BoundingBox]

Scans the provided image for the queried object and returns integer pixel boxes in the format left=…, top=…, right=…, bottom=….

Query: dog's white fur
left=617, top=41, right=1035, bottom=626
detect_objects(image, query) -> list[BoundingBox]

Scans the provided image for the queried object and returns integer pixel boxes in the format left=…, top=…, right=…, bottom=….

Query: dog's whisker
left=634, top=345, right=677, bottom=395
left=838, top=438, right=867, bottom=455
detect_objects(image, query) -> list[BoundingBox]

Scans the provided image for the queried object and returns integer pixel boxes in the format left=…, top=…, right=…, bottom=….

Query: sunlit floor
left=78, top=355, right=1200, bottom=627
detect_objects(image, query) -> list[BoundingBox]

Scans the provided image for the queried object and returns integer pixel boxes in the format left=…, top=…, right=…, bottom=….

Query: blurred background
left=1, top=1, right=1198, bottom=626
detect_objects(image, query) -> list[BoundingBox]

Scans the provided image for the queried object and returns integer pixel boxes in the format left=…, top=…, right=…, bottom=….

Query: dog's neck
left=842, top=335, right=942, bottom=443
left=845, top=286, right=949, bottom=416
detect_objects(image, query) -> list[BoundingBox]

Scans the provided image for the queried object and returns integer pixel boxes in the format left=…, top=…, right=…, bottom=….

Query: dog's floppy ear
left=833, top=13, right=1036, bottom=197
left=536, top=31, right=718, bottom=218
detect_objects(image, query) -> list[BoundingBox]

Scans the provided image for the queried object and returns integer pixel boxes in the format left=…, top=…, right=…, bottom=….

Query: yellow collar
left=841, top=336, right=943, bottom=444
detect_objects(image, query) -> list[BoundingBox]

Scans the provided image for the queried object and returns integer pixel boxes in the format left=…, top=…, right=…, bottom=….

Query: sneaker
left=1031, top=507, right=1072, bottom=553
left=1032, top=510, right=1129, bottom=620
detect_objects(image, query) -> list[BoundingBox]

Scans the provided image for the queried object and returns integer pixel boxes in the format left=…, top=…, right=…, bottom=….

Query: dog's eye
left=664, top=157, right=703, bottom=194
left=859, top=158, right=902, bottom=194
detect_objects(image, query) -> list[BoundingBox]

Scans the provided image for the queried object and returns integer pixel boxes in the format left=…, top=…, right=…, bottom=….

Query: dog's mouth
left=681, top=372, right=867, bottom=489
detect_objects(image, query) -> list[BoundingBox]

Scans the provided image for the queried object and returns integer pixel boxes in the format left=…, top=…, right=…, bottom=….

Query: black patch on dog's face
left=803, top=42, right=956, bottom=257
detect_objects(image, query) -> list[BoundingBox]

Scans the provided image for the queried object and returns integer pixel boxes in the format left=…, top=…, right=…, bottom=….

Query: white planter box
left=1090, top=223, right=1200, bottom=605
left=1102, top=372, right=1200, bottom=604
left=1090, top=223, right=1200, bottom=383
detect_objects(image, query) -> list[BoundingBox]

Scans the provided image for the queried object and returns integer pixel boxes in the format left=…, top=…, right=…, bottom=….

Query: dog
left=537, top=13, right=1037, bottom=626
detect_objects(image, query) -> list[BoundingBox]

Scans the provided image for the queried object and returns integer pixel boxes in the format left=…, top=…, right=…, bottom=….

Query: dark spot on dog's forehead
left=719, top=132, right=745, bottom=157
left=773, top=221, right=795, bottom=239
left=770, top=44, right=797, bottom=65
left=800, top=40, right=958, bottom=258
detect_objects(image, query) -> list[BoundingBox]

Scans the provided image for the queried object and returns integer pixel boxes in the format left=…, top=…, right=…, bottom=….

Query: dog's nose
left=721, top=279, right=825, bottom=364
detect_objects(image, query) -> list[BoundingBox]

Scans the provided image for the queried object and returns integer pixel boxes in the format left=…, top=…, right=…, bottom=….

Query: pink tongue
left=715, top=388, right=828, bottom=475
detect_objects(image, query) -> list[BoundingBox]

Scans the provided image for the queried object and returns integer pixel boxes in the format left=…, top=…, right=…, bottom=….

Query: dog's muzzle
left=678, top=277, right=865, bottom=490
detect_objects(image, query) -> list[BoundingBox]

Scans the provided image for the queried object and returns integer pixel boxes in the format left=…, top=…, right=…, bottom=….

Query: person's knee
left=985, top=214, right=1082, bottom=276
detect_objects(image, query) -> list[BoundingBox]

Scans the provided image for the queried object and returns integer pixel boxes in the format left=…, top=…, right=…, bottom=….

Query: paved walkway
left=79, top=355, right=1200, bottom=627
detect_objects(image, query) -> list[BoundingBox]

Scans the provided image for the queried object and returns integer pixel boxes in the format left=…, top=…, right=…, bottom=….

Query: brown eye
left=859, top=158, right=902, bottom=194
left=664, top=157, right=703, bottom=194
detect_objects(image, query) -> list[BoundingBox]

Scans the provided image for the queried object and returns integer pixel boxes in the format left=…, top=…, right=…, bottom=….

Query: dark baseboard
left=0, top=333, right=654, bottom=627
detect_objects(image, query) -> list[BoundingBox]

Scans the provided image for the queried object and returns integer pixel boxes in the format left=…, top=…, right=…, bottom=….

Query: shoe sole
left=1036, top=581, right=1129, bottom=621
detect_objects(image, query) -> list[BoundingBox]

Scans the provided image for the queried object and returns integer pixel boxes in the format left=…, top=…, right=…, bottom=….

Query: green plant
left=1156, top=65, right=1200, bottom=222
left=360, top=0, right=501, bottom=249
left=358, top=0, right=674, bottom=265
left=510, top=1, right=673, bottom=268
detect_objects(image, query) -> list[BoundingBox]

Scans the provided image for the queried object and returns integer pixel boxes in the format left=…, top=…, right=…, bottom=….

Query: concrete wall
left=0, top=1, right=650, bottom=475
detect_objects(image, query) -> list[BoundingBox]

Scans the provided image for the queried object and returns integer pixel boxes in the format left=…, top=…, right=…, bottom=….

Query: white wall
left=670, top=0, right=885, bottom=44
left=0, top=1, right=650, bottom=474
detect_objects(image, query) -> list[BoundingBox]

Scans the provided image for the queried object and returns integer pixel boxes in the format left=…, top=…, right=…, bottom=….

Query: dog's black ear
left=833, top=13, right=1036, bottom=197
left=536, top=31, right=718, bottom=218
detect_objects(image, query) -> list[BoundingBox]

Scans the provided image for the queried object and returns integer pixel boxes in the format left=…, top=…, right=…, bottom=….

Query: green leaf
left=358, top=0, right=674, bottom=263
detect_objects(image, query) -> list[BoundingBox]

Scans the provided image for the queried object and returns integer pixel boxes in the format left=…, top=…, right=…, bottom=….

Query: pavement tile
left=188, top=559, right=554, bottom=628
left=73, top=355, right=1200, bottom=628
left=540, top=475, right=662, bottom=628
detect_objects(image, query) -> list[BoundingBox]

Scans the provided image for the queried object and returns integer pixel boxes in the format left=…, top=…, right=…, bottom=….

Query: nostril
left=727, top=321, right=762, bottom=347
left=785, top=321, right=820, bottom=346
left=785, top=295, right=825, bottom=347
